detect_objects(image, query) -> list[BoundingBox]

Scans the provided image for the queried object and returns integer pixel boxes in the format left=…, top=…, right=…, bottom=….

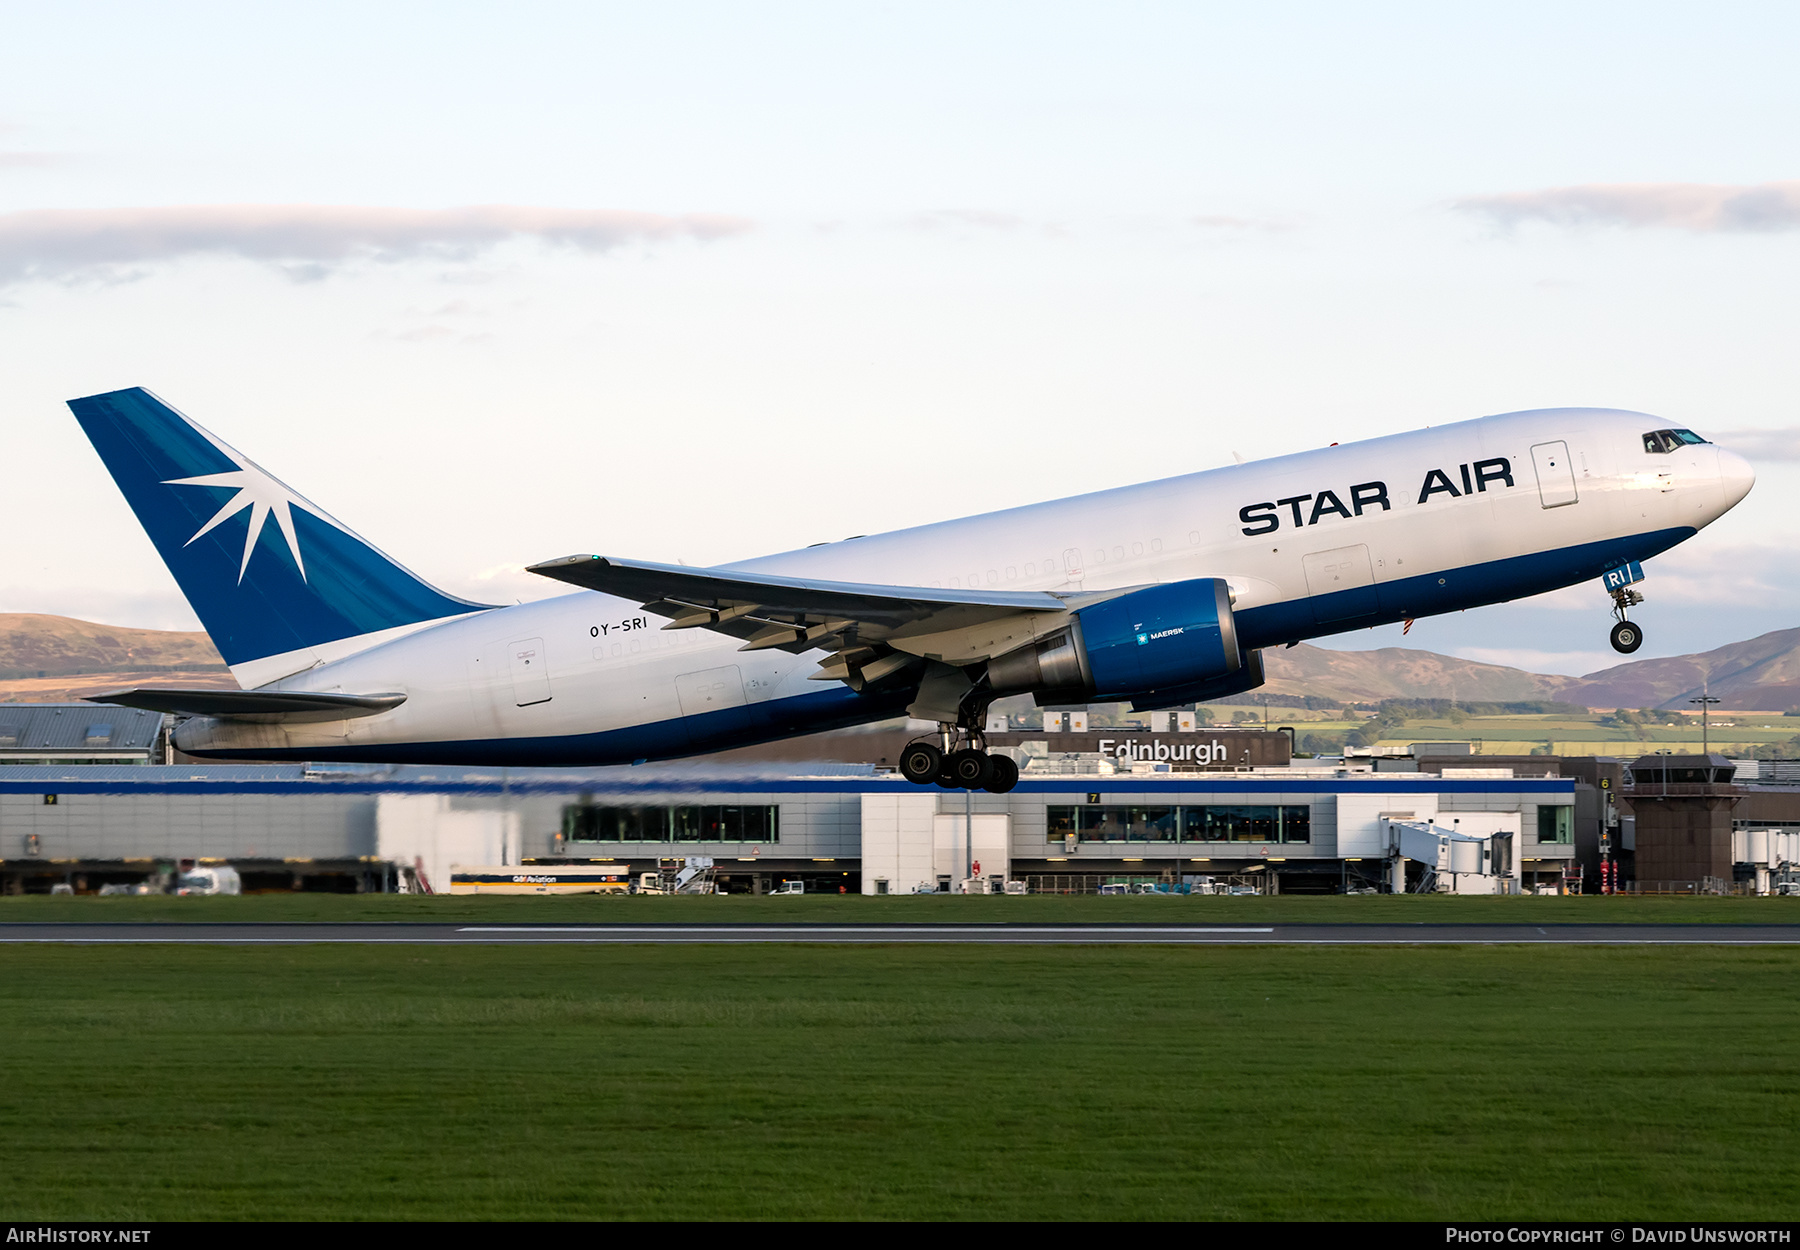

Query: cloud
left=446, top=563, right=568, bottom=605
left=1468, top=537, right=1800, bottom=613
left=1637, top=540, right=1799, bottom=607
left=1453, top=182, right=1800, bottom=233
left=1191, top=214, right=1295, bottom=232
left=0, top=152, right=67, bottom=169
left=1450, top=646, right=1623, bottom=677
left=904, top=210, right=1028, bottom=231
left=1708, top=428, right=1800, bottom=462
left=0, top=204, right=753, bottom=286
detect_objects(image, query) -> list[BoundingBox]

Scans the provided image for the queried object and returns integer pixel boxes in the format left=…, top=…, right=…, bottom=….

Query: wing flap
left=527, top=554, right=1083, bottom=664
left=529, top=554, right=1067, bottom=623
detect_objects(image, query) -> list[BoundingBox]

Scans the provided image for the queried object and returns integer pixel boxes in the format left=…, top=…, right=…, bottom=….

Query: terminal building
left=1, top=710, right=1795, bottom=896
left=0, top=758, right=1571, bottom=896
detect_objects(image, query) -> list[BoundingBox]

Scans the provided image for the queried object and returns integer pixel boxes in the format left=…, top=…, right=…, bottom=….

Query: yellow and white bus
left=449, top=865, right=631, bottom=895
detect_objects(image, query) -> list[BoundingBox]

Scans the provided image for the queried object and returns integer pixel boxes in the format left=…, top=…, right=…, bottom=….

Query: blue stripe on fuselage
left=190, top=682, right=916, bottom=766
left=1234, top=525, right=1696, bottom=648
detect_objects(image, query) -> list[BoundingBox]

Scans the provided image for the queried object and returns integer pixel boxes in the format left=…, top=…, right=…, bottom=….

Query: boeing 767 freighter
left=68, top=388, right=1752, bottom=792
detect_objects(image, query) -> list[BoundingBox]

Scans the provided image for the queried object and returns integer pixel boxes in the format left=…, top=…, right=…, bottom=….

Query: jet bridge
left=1380, top=817, right=1516, bottom=895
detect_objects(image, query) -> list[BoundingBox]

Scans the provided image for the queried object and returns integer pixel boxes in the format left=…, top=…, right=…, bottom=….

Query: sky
left=3, top=1, right=1799, bottom=677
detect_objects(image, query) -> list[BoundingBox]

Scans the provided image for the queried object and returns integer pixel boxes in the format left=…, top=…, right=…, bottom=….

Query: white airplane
left=70, top=388, right=1752, bottom=792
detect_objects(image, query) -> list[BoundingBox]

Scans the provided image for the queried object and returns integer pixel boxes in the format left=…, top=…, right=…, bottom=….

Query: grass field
left=4, top=891, right=1800, bottom=923
left=1375, top=711, right=1800, bottom=757
left=2, top=942, right=1798, bottom=1220
left=1188, top=704, right=1800, bottom=756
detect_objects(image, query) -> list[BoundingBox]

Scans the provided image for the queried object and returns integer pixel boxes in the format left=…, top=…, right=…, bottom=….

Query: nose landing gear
left=1609, top=584, right=1646, bottom=654
left=898, top=724, right=1020, bottom=793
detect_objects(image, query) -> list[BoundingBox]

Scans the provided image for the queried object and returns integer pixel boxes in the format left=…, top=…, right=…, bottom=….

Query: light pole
left=1689, top=693, right=1721, bottom=756
left=964, top=786, right=973, bottom=888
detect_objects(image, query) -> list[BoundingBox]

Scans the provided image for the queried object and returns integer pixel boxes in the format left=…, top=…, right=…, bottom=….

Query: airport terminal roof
left=0, top=703, right=163, bottom=751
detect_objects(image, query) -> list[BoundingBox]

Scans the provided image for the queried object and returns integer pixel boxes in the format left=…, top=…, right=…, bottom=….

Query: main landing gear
left=899, top=726, right=1019, bottom=793
left=1609, top=584, right=1646, bottom=654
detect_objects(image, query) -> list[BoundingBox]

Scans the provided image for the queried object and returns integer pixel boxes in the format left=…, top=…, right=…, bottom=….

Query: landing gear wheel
left=949, top=749, right=994, bottom=790
left=983, top=754, right=1019, bottom=794
left=899, top=742, right=943, bottom=786
left=1610, top=620, right=1643, bottom=654
left=934, top=762, right=960, bottom=789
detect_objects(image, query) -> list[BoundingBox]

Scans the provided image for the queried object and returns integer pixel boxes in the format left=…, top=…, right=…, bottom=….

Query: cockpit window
left=1643, top=429, right=1709, bottom=454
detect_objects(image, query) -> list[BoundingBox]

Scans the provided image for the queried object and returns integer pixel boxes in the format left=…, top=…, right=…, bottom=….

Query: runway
left=4, top=922, right=1800, bottom=944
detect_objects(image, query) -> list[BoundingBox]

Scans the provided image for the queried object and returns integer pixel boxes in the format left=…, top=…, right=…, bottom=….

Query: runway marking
left=7, top=938, right=1800, bottom=946
left=455, top=925, right=1279, bottom=934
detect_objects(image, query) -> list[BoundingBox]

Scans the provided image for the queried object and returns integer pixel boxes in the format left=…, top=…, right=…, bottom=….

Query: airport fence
left=1022, top=873, right=1267, bottom=896
left=1625, top=877, right=1756, bottom=896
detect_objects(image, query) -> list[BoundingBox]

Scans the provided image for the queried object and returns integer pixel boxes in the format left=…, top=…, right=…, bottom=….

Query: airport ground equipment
left=636, top=857, right=718, bottom=895
left=449, top=864, right=630, bottom=895
left=175, top=864, right=240, bottom=895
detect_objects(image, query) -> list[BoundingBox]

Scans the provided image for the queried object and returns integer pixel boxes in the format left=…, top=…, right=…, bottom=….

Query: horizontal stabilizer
left=88, top=687, right=406, bottom=722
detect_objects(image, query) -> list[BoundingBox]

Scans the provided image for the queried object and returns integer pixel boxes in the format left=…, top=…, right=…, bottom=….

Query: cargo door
left=507, top=636, right=552, bottom=706
left=1302, top=544, right=1378, bottom=624
left=677, top=665, right=749, bottom=717
left=676, top=665, right=752, bottom=752
left=1530, top=441, right=1579, bottom=508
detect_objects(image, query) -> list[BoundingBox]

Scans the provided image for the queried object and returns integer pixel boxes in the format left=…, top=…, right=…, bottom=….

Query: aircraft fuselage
left=173, top=407, right=1753, bottom=763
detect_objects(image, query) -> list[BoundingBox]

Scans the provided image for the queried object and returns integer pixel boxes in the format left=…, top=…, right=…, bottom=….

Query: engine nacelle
left=988, top=577, right=1242, bottom=703
left=1128, top=647, right=1264, bottom=712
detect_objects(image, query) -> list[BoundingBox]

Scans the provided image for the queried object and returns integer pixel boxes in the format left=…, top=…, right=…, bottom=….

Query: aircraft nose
left=1717, top=445, right=1756, bottom=508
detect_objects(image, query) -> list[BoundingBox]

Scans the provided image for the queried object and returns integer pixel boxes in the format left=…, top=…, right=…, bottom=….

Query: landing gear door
left=1530, top=441, right=1579, bottom=508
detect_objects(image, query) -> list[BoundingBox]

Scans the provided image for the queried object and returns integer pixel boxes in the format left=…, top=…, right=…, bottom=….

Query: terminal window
left=563, top=804, right=779, bottom=843
left=1047, top=804, right=1309, bottom=845
left=1536, top=806, right=1573, bottom=844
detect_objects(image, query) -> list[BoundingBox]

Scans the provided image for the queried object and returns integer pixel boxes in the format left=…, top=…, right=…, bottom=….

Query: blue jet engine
left=986, top=577, right=1258, bottom=706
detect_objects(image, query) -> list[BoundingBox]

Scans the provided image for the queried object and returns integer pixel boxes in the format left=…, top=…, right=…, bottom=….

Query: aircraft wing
left=89, top=688, right=406, bottom=722
left=526, top=554, right=1097, bottom=682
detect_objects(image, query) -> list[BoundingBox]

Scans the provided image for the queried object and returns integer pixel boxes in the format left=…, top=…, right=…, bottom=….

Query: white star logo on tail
left=164, top=451, right=326, bottom=583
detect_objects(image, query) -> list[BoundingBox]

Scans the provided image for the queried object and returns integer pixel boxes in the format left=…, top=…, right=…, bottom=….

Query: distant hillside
left=1259, top=628, right=1800, bottom=711
left=1261, top=642, right=1564, bottom=704
left=0, top=614, right=232, bottom=704
left=5, top=610, right=1800, bottom=714
left=1555, top=627, right=1800, bottom=711
left=0, top=614, right=224, bottom=677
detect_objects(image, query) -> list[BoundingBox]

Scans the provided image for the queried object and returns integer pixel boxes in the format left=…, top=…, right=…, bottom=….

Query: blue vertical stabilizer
left=68, top=387, right=491, bottom=667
